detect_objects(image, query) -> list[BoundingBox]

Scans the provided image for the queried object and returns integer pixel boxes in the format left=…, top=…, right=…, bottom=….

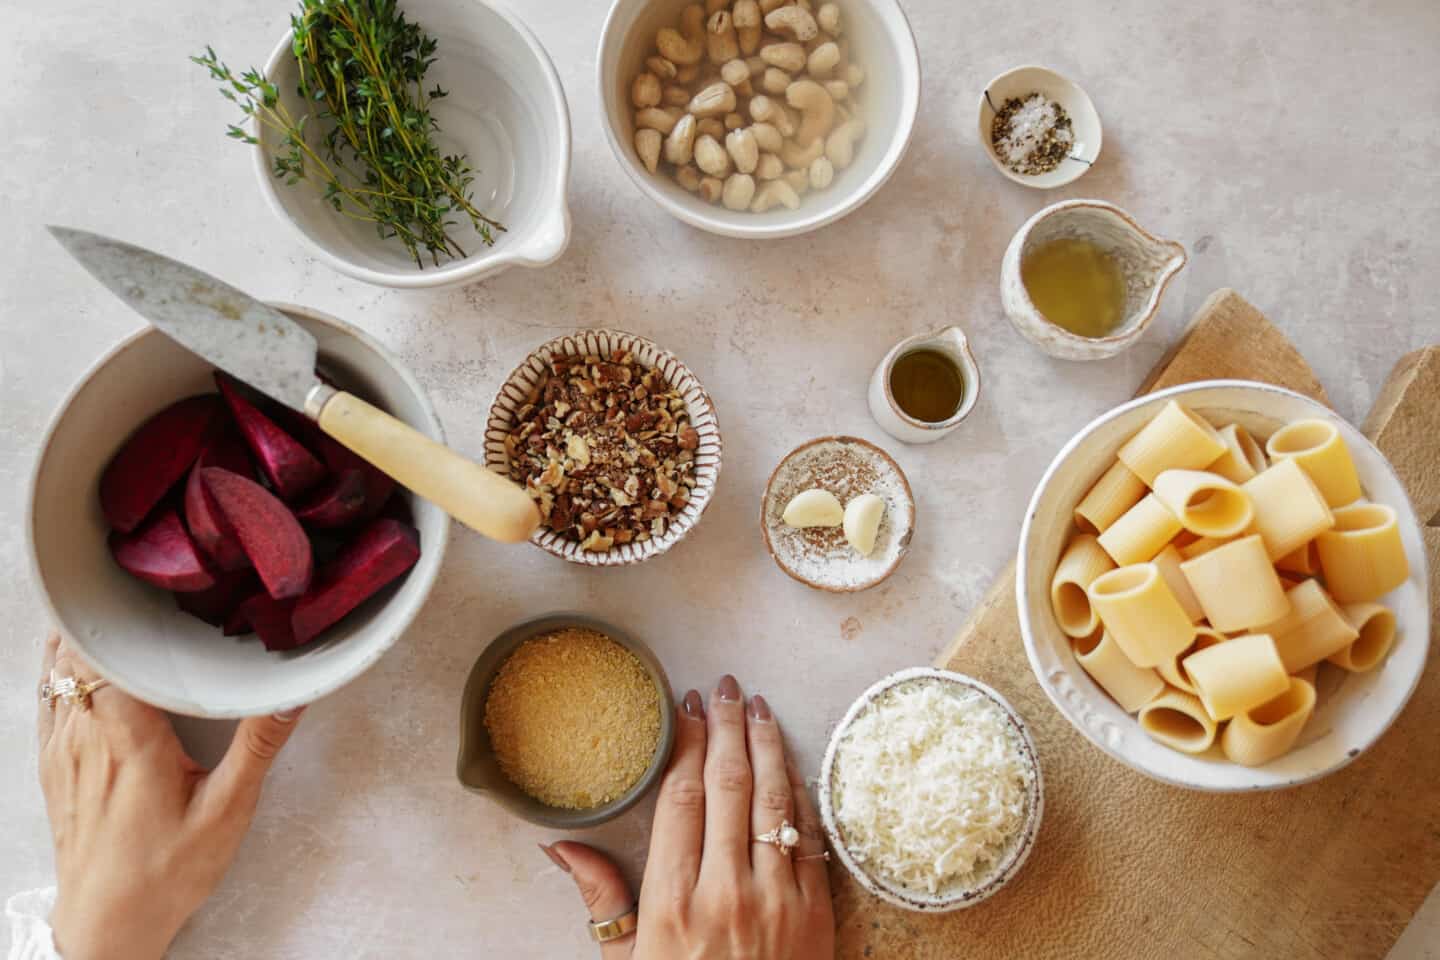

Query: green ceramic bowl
left=456, top=613, right=676, bottom=829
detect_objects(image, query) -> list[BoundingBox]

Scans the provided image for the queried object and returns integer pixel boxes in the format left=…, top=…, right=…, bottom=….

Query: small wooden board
left=834, top=290, right=1440, bottom=960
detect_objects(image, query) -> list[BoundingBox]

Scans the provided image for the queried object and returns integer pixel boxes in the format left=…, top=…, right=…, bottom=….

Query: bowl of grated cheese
left=818, top=667, right=1044, bottom=912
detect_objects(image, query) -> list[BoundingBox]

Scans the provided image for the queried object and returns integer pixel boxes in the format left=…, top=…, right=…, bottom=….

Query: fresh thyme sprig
left=193, top=0, right=504, bottom=268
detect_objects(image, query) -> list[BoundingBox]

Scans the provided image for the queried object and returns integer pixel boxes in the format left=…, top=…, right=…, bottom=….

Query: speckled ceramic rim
left=759, top=435, right=915, bottom=592
left=1008, top=199, right=1188, bottom=352
left=456, top=613, right=676, bottom=829
left=1016, top=380, right=1431, bottom=792
left=977, top=64, right=1102, bottom=189
left=818, top=667, right=1046, bottom=912
left=484, top=330, right=722, bottom=566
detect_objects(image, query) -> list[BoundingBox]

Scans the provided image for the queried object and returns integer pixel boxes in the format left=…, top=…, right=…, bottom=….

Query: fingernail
left=749, top=694, right=772, bottom=722
left=717, top=674, right=740, bottom=702
left=538, top=843, right=571, bottom=873
left=682, top=689, right=705, bottom=719
left=273, top=707, right=305, bottom=722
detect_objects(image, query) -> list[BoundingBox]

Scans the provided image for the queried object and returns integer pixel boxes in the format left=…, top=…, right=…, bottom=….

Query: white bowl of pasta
left=1017, top=380, right=1429, bottom=791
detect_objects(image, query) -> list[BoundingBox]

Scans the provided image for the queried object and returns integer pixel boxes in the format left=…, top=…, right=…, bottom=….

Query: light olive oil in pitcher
left=889, top=350, right=965, bottom=422
left=1021, top=238, right=1127, bottom=338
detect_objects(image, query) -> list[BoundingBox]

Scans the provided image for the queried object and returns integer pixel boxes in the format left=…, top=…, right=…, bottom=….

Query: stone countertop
left=2, top=0, right=1437, bottom=957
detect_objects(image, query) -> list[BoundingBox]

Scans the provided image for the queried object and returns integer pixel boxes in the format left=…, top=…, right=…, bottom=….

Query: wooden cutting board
left=834, top=290, right=1440, bottom=960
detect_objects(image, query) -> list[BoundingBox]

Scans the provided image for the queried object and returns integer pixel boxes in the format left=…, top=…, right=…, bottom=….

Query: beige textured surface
left=3, top=0, right=1440, bottom=957
left=838, top=295, right=1438, bottom=960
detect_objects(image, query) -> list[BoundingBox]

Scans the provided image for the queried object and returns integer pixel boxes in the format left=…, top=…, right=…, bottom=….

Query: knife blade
left=49, top=225, right=540, bottom=544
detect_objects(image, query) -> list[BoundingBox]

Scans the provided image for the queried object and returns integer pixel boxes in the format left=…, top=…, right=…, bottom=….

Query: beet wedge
left=100, top=395, right=222, bottom=533
left=316, top=433, right=397, bottom=523
left=235, top=592, right=298, bottom=651
left=200, top=468, right=313, bottom=600
left=294, top=470, right=369, bottom=528
left=176, top=568, right=260, bottom=627
left=110, top=507, right=217, bottom=592
left=184, top=433, right=256, bottom=571
left=291, top=518, right=420, bottom=646
left=215, top=372, right=326, bottom=500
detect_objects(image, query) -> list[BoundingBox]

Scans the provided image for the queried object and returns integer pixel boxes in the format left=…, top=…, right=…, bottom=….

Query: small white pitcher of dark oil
left=867, top=326, right=981, bottom=444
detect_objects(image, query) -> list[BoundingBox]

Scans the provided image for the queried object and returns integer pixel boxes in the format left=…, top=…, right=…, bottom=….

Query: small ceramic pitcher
left=867, top=326, right=981, bottom=445
left=1001, top=199, right=1186, bottom=361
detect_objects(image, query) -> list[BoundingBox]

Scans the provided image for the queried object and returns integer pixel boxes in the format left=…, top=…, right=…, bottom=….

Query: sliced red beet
left=235, top=592, right=298, bottom=651
left=200, top=468, right=313, bottom=599
left=294, top=470, right=369, bottom=528
left=100, top=395, right=222, bottom=533
left=223, top=604, right=254, bottom=637
left=176, top=568, right=260, bottom=626
left=110, top=507, right=216, bottom=592
left=291, top=518, right=421, bottom=645
left=316, top=433, right=397, bottom=523
left=215, top=372, right=326, bottom=500
left=184, top=433, right=256, bottom=571
left=377, top=493, right=413, bottom=526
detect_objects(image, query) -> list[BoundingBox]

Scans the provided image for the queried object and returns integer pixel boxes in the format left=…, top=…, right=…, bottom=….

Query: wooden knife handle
left=317, top=391, right=539, bottom=544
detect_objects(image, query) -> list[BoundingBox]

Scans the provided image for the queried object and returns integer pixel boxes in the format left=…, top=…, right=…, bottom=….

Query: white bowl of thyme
left=977, top=65, right=1101, bottom=189
left=196, top=0, right=572, bottom=288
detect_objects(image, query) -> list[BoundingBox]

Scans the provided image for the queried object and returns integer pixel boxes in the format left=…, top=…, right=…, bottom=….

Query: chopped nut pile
left=504, top=348, right=700, bottom=552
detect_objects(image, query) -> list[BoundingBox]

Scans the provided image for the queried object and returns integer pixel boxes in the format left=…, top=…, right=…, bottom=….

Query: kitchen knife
left=49, top=226, right=540, bottom=544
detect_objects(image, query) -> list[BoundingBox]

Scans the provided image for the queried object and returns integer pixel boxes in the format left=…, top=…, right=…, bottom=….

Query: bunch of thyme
left=194, top=0, right=503, bottom=268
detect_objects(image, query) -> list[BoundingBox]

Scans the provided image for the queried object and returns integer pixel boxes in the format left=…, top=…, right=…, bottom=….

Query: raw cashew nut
left=646, top=56, right=678, bottom=82
left=824, top=118, right=861, bottom=169
left=724, top=127, right=759, bottom=173
left=657, top=5, right=705, bottom=68
left=748, top=94, right=778, bottom=123
left=780, top=136, right=825, bottom=169
left=733, top=0, right=762, bottom=54
left=699, top=175, right=724, bottom=204
left=764, top=4, right=819, bottom=41
left=696, top=116, right=726, bottom=140
left=751, top=178, right=801, bottom=211
left=662, top=85, right=691, bottom=107
left=759, top=0, right=787, bottom=14
left=706, top=10, right=739, bottom=64
left=688, top=81, right=737, bottom=117
left=755, top=152, right=784, bottom=180
left=783, top=167, right=809, bottom=194
left=808, top=155, right=833, bottom=189
left=675, top=164, right=703, bottom=192
left=664, top=113, right=697, bottom=165
left=720, top=58, right=750, bottom=88
left=721, top=172, right=756, bottom=210
left=807, top=41, right=840, bottom=78
left=674, top=63, right=699, bottom=84
left=785, top=79, right=834, bottom=146
left=635, top=128, right=662, bottom=174
left=844, top=62, right=865, bottom=88
left=816, top=2, right=841, bottom=35
left=823, top=79, right=849, bottom=101
left=724, top=112, right=745, bottom=131
left=759, top=42, right=806, bottom=73
left=762, top=67, right=792, bottom=95
left=694, top=133, right=733, bottom=177
left=750, top=122, right=783, bottom=153
left=631, top=72, right=662, bottom=108
left=705, top=0, right=728, bottom=12
left=635, top=107, right=678, bottom=135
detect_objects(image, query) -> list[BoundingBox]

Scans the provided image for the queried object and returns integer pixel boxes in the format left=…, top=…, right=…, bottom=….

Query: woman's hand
left=37, top=633, right=304, bottom=960
left=546, top=675, right=835, bottom=959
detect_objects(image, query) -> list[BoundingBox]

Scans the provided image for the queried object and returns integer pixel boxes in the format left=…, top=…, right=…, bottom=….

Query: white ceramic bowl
left=27, top=305, right=450, bottom=718
left=597, top=0, right=920, bottom=238
left=1017, top=381, right=1430, bottom=791
left=257, top=0, right=571, bottom=288
left=818, top=668, right=1045, bottom=912
left=978, top=65, right=1101, bottom=189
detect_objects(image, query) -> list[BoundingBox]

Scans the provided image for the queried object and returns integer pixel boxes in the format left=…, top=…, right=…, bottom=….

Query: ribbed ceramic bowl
left=819, top=668, right=1045, bottom=912
left=1017, top=381, right=1430, bottom=791
left=484, top=330, right=722, bottom=565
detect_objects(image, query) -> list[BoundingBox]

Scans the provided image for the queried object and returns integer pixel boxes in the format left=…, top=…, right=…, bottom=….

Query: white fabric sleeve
left=5, top=888, right=61, bottom=960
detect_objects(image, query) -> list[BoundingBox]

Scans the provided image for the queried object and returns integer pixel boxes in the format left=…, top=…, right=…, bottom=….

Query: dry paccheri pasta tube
left=1293, top=662, right=1318, bottom=688
left=1315, top=503, right=1410, bottom=604
left=1116, top=400, right=1226, bottom=486
left=1220, top=676, right=1316, bottom=767
left=1264, top=419, right=1362, bottom=508
left=1182, top=633, right=1289, bottom=721
left=1329, top=602, right=1397, bottom=672
left=1155, top=626, right=1227, bottom=695
left=1073, top=630, right=1165, bottom=713
left=1050, top=534, right=1116, bottom=638
left=1138, top=687, right=1217, bottom=754
left=1151, top=544, right=1205, bottom=622
left=1242, top=457, right=1335, bottom=560
left=1097, top=493, right=1182, bottom=566
left=1275, top=541, right=1319, bottom=576
left=1179, top=535, right=1290, bottom=633
left=1261, top=579, right=1358, bottom=673
left=1209, top=423, right=1267, bottom=484
left=1073, top=460, right=1147, bottom=534
left=1177, top=534, right=1233, bottom=559
left=1152, top=469, right=1254, bottom=539
left=1086, top=563, right=1194, bottom=668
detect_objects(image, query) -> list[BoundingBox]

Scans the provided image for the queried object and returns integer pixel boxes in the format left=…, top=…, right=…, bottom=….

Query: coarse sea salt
left=996, top=94, right=1073, bottom=167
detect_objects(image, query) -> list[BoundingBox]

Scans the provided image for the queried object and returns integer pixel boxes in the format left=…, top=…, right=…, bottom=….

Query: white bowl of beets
left=27, top=304, right=449, bottom=718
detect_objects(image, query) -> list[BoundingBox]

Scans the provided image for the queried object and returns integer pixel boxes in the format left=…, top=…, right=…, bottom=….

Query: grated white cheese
left=831, top=679, right=1034, bottom=896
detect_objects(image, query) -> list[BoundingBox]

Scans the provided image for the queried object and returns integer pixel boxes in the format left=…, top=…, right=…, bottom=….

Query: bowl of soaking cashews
left=597, top=0, right=920, bottom=238
left=1017, top=380, right=1429, bottom=792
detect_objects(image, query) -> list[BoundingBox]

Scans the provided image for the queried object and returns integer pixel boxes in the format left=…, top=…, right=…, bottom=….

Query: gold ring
left=40, top=674, right=110, bottom=711
left=753, top=819, right=801, bottom=855
left=588, top=907, right=638, bottom=943
left=795, top=851, right=831, bottom=863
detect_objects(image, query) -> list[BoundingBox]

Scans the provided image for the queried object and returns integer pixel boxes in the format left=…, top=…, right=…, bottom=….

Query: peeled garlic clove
left=782, top=488, right=843, bottom=528
left=843, top=494, right=885, bottom=555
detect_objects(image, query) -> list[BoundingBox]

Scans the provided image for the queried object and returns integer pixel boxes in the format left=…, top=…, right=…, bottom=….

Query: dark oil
left=890, top=349, right=965, bottom=422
